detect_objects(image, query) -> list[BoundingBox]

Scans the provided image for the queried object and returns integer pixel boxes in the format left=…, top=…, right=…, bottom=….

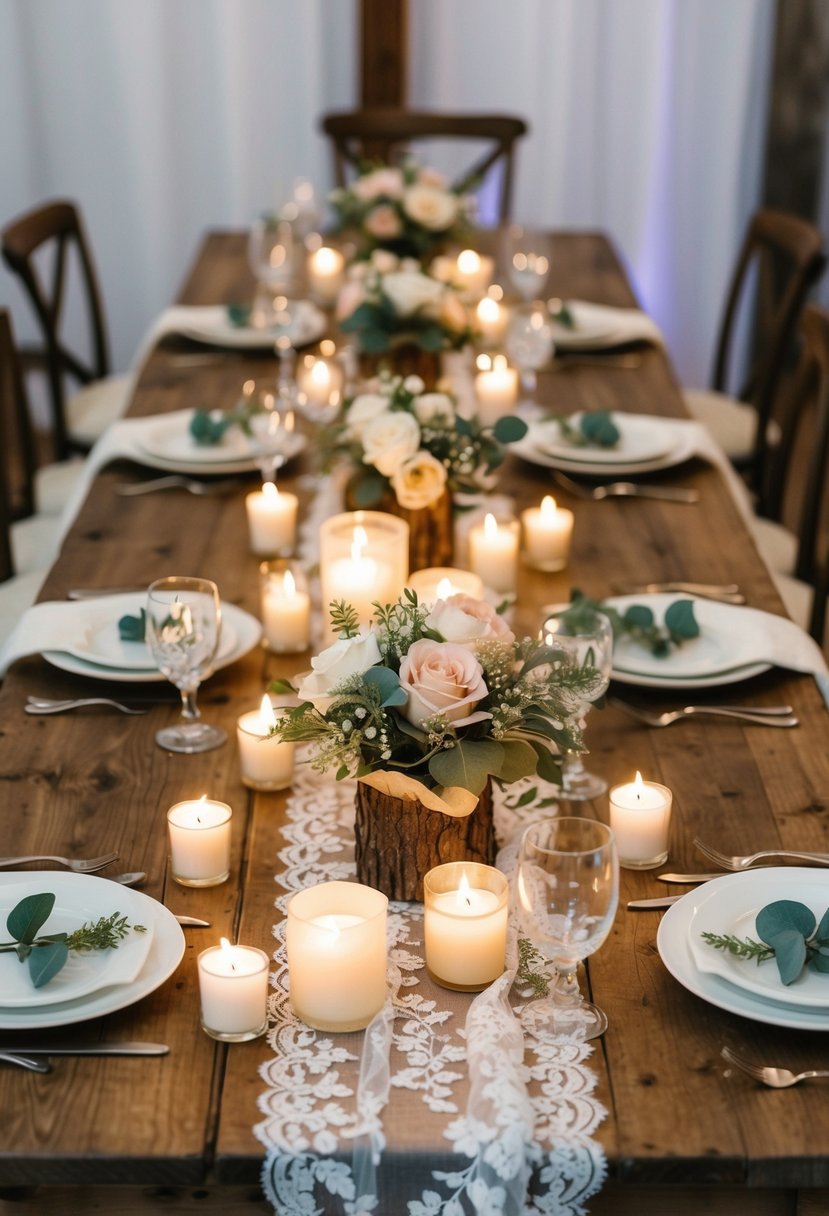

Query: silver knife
left=657, top=872, right=729, bottom=883
left=628, top=895, right=684, bottom=909
left=0, top=1041, right=169, bottom=1056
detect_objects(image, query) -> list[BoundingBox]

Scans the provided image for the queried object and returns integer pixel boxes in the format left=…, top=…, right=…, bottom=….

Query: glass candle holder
left=521, top=496, right=574, bottom=572
left=306, top=245, right=345, bottom=308
left=286, top=880, right=388, bottom=1031
left=407, top=566, right=485, bottom=605
left=260, top=559, right=311, bottom=653
left=424, top=862, right=509, bottom=991
left=167, top=798, right=232, bottom=888
left=474, top=353, right=519, bottom=427
left=296, top=350, right=344, bottom=421
left=609, top=773, right=673, bottom=869
left=467, top=513, right=520, bottom=595
left=197, top=940, right=269, bottom=1042
left=245, top=482, right=298, bottom=557
left=237, top=695, right=295, bottom=791
left=319, top=511, right=409, bottom=637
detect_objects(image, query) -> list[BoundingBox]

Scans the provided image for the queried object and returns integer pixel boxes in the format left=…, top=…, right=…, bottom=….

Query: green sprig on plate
left=702, top=900, right=829, bottom=986
left=549, top=409, right=621, bottom=449
left=118, top=607, right=146, bottom=642
left=563, top=590, right=700, bottom=657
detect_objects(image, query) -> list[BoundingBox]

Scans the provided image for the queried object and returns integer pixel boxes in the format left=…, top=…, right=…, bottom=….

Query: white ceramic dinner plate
left=0, top=873, right=185, bottom=1029
left=687, top=869, right=829, bottom=1010
left=657, top=876, right=829, bottom=1031
left=530, top=413, right=677, bottom=466
left=607, top=594, right=772, bottom=688
left=64, top=599, right=238, bottom=672
left=176, top=300, right=327, bottom=350
left=134, top=411, right=307, bottom=473
left=511, top=415, right=699, bottom=477
left=43, top=598, right=262, bottom=684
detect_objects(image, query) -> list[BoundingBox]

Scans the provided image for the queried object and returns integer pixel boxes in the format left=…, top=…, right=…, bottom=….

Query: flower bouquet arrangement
left=328, top=161, right=474, bottom=262
left=329, top=370, right=527, bottom=511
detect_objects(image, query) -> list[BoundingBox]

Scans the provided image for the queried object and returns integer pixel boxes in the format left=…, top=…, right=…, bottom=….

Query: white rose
left=427, top=595, right=516, bottom=647
left=370, top=249, right=400, bottom=274
left=390, top=451, right=448, bottom=509
left=296, top=631, right=382, bottom=714
left=402, top=184, right=459, bottom=231
left=399, top=639, right=491, bottom=729
left=403, top=374, right=425, bottom=395
left=361, top=410, right=421, bottom=476
left=429, top=255, right=456, bottom=284
left=352, top=167, right=405, bottom=201
left=382, top=270, right=444, bottom=317
left=346, top=393, right=389, bottom=440
left=413, top=392, right=455, bottom=424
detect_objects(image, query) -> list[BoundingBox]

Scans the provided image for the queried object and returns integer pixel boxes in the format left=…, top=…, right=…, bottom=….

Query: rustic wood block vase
left=354, top=779, right=495, bottom=902
left=345, top=481, right=454, bottom=572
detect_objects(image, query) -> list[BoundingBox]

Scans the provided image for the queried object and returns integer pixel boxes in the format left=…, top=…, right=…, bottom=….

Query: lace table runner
left=255, top=760, right=608, bottom=1215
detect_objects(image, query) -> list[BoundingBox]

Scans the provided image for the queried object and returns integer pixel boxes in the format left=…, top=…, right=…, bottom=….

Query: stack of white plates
left=0, top=873, right=185, bottom=1030
left=657, top=868, right=829, bottom=1030
left=176, top=299, right=327, bottom=351
left=131, top=411, right=307, bottom=476
left=511, top=412, right=698, bottom=477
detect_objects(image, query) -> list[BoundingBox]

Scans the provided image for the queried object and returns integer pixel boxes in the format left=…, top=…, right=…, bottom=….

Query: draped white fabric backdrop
left=0, top=0, right=775, bottom=387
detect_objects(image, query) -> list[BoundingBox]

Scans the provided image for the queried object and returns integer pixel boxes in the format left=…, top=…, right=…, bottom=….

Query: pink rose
left=399, top=639, right=491, bottom=729
left=427, top=595, right=516, bottom=646
left=364, top=204, right=402, bottom=239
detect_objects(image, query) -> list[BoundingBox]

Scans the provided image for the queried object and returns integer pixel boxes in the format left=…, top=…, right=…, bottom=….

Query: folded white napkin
left=130, top=307, right=234, bottom=376
left=554, top=300, right=665, bottom=350
left=0, top=598, right=127, bottom=678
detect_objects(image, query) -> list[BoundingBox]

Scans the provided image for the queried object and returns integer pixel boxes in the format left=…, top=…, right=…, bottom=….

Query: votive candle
left=167, top=796, right=232, bottom=887
left=197, top=939, right=269, bottom=1042
left=468, top=513, right=520, bottom=595
left=237, top=695, right=295, bottom=791
left=260, top=561, right=311, bottom=653
left=424, top=862, right=509, bottom=991
left=475, top=293, right=508, bottom=347
left=246, top=482, right=298, bottom=557
left=455, top=249, right=494, bottom=298
left=474, top=354, right=519, bottom=427
left=307, top=245, right=345, bottom=307
left=407, top=567, right=485, bottom=605
left=521, top=495, right=574, bottom=571
left=609, top=772, right=673, bottom=869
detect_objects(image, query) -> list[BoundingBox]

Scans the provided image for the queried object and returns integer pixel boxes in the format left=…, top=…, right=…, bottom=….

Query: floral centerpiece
left=328, top=161, right=473, bottom=262
left=270, top=592, right=602, bottom=899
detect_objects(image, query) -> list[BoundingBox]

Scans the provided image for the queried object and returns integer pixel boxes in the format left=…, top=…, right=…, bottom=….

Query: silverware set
left=0, top=1042, right=170, bottom=1074
left=0, top=851, right=119, bottom=873
left=722, top=1046, right=829, bottom=1089
left=551, top=470, right=699, bottom=503
left=609, top=697, right=799, bottom=729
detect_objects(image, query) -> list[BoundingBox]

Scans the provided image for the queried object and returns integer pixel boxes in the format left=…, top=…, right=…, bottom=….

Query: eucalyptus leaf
left=496, top=738, right=540, bottom=784
left=767, top=928, right=808, bottom=986
left=756, top=900, right=816, bottom=945
left=118, top=609, right=146, bottom=642
left=816, top=907, right=829, bottom=942
left=428, top=739, right=504, bottom=796
left=492, top=415, right=529, bottom=443
left=363, top=666, right=407, bottom=707
left=579, top=410, right=620, bottom=447
left=664, top=598, right=701, bottom=641
left=28, top=940, right=69, bottom=989
left=7, top=892, right=55, bottom=944
left=623, top=604, right=655, bottom=631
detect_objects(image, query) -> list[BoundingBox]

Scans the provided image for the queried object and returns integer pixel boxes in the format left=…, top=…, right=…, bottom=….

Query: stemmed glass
left=240, top=377, right=297, bottom=483
left=516, top=817, right=619, bottom=1039
left=541, top=607, right=613, bottom=800
left=505, top=301, right=555, bottom=403
left=505, top=226, right=552, bottom=302
left=248, top=215, right=300, bottom=303
left=145, top=577, right=227, bottom=754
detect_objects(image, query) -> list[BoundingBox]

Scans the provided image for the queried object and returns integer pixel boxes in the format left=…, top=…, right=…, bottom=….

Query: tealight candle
left=260, top=560, right=311, bottom=652
left=307, top=245, right=345, bottom=307
left=475, top=294, right=508, bottom=347
left=296, top=352, right=343, bottom=411
left=455, top=249, right=494, bottom=298
left=423, top=862, right=509, bottom=991
left=474, top=354, right=519, bottom=427
left=407, top=566, right=485, bottom=605
left=609, top=771, right=673, bottom=869
left=167, top=796, right=232, bottom=887
left=286, top=880, right=388, bottom=1031
left=468, top=512, right=520, bottom=595
left=319, top=512, right=408, bottom=640
left=197, top=939, right=269, bottom=1042
left=245, top=481, right=298, bottom=557
left=521, top=495, right=575, bottom=572
left=237, top=695, right=295, bottom=791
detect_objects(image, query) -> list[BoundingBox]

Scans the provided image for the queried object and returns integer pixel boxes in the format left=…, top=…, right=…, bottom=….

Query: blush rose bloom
left=370, top=249, right=400, bottom=274
left=439, top=289, right=469, bottom=334
left=382, top=269, right=444, bottom=317
left=399, top=639, right=491, bottom=730
left=352, top=167, right=404, bottom=201
left=361, top=410, right=421, bottom=476
left=296, top=631, right=382, bottom=714
left=427, top=595, right=516, bottom=647
left=364, top=204, right=402, bottom=239
left=346, top=392, right=389, bottom=440
left=402, top=184, right=459, bottom=231
left=390, top=450, right=448, bottom=509
left=335, top=277, right=367, bottom=322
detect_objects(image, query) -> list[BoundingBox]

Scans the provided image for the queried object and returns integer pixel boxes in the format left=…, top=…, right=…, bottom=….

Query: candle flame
left=317, top=914, right=341, bottom=941
left=220, top=937, right=232, bottom=952
left=457, top=248, right=480, bottom=274
left=633, top=771, right=644, bottom=800
left=436, top=577, right=455, bottom=600
left=283, top=569, right=296, bottom=597
left=351, top=524, right=368, bottom=561
left=476, top=352, right=492, bottom=372
left=456, top=871, right=473, bottom=910
left=483, top=512, right=498, bottom=538
left=310, top=360, right=330, bottom=387
left=262, top=480, right=279, bottom=500
left=320, top=338, right=336, bottom=357
left=259, top=694, right=277, bottom=729
left=219, top=936, right=237, bottom=972
left=492, top=354, right=508, bottom=372
left=477, top=296, right=499, bottom=322
left=314, top=246, right=339, bottom=272
left=541, top=495, right=557, bottom=516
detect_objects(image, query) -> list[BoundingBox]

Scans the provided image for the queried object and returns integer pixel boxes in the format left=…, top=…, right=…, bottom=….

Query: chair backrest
left=320, top=109, right=528, bottom=224
left=1, top=199, right=111, bottom=460
left=0, top=307, right=39, bottom=523
left=712, top=207, right=826, bottom=488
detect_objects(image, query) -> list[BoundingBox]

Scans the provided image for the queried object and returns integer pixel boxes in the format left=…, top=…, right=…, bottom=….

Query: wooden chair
left=320, top=109, right=528, bottom=224
left=1, top=199, right=131, bottom=461
left=684, top=208, right=826, bottom=512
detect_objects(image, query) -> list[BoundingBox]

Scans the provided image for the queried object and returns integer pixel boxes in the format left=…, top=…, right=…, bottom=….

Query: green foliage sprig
left=703, top=900, right=829, bottom=986
left=1, top=893, right=147, bottom=990
left=551, top=409, right=621, bottom=449
left=561, top=591, right=699, bottom=658
left=516, top=937, right=550, bottom=999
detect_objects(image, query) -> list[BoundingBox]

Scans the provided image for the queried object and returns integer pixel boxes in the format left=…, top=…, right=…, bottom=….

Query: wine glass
left=247, top=215, right=299, bottom=297
left=145, top=577, right=227, bottom=754
left=541, top=607, right=613, bottom=800
left=516, top=817, right=619, bottom=1039
left=504, top=301, right=554, bottom=402
left=240, top=378, right=297, bottom=482
left=505, top=226, right=552, bottom=302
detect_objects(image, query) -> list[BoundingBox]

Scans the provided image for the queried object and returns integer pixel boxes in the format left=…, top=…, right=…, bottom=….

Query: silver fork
left=0, top=851, right=119, bottom=872
left=25, top=697, right=148, bottom=716
left=722, top=1046, right=829, bottom=1088
left=694, top=837, right=829, bottom=869
left=551, top=470, right=699, bottom=503
left=609, top=698, right=799, bottom=728
left=115, top=475, right=237, bottom=497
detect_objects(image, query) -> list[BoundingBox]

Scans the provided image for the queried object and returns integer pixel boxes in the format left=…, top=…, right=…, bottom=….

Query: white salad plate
left=530, top=413, right=677, bottom=466
left=511, top=416, right=699, bottom=477
left=65, top=608, right=238, bottom=672
left=134, top=412, right=307, bottom=472
left=0, top=873, right=184, bottom=1029
left=176, top=299, right=327, bottom=350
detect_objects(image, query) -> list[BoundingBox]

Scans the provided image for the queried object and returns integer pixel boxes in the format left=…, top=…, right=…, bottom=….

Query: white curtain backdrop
left=0, top=0, right=774, bottom=387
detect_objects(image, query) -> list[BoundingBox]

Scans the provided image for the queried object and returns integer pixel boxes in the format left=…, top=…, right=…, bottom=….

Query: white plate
left=177, top=300, right=327, bottom=350
left=533, top=413, right=676, bottom=466
left=0, top=873, right=155, bottom=1008
left=136, top=413, right=307, bottom=469
left=43, top=599, right=262, bottom=684
left=511, top=419, right=698, bottom=477
left=657, top=881, right=829, bottom=1031
left=0, top=873, right=184, bottom=1029
left=687, top=869, right=829, bottom=1010
left=65, top=605, right=238, bottom=672
left=606, top=594, right=772, bottom=688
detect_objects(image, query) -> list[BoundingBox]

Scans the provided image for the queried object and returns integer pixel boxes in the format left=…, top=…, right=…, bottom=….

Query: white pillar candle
left=197, top=939, right=269, bottom=1042
left=245, top=482, right=298, bottom=557
left=455, top=249, right=494, bottom=298
left=521, top=495, right=575, bottom=572
left=286, top=880, right=388, bottom=1031
left=167, top=796, right=232, bottom=887
left=407, top=566, right=485, bottom=605
left=609, top=772, right=673, bottom=869
left=319, top=512, right=408, bottom=639
left=307, top=245, right=345, bottom=307
left=423, top=863, right=509, bottom=991
left=260, top=562, right=311, bottom=653
left=237, top=695, right=295, bottom=791
left=474, top=354, right=519, bottom=427
left=468, top=512, right=519, bottom=595
left=297, top=353, right=343, bottom=410
left=475, top=294, right=508, bottom=347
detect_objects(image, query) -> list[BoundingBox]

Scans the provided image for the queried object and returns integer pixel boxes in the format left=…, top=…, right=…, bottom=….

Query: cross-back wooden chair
left=684, top=207, right=826, bottom=512
left=320, top=109, right=528, bottom=224
left=1, top=199, right=130, bottom=461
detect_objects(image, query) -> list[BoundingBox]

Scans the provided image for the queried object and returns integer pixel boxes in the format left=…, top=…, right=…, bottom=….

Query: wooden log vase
left=354, top=778, right=495, bottom=902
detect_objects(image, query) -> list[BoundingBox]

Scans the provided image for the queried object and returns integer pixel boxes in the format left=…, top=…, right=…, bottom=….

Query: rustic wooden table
left=2, top=231, right=829, bottom=1216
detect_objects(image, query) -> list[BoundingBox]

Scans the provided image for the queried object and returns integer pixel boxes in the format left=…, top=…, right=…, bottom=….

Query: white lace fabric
left=254, top=761, right=608, bottom=1215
